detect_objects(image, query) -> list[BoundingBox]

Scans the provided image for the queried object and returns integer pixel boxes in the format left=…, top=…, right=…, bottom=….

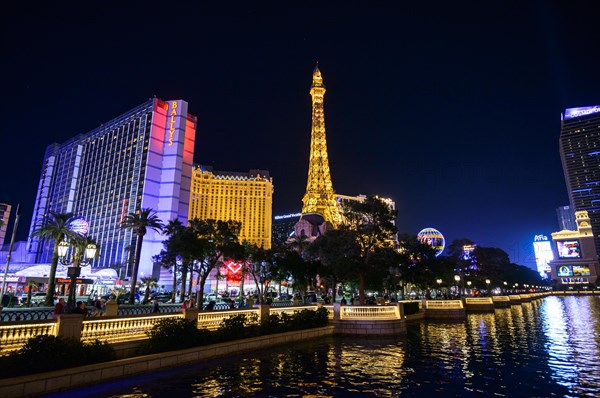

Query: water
left=48, top=296, right=600, bottom=398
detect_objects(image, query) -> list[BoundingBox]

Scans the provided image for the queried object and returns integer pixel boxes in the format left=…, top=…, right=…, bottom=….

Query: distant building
left=0, top=203, right=11, bottom=246
left=549, top=210, right=599, bottom=286
left=189, top=165, right=273, bottom=249
left=556, top=205, right=577, bottom=231
left=559, top=106, right=600, bottom=253
left=272, top=213, right=300, bottom=246
left=337, top=194, right=396, bottom=213
left=27, top=98, right=197, bottom=279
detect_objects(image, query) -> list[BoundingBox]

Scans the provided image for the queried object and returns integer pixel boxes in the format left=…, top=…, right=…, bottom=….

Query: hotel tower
left=189, top=165, right=273, bottom=249
left=560, top=105, right=600, bottom=254
left=28, top=98, right=196, bottom=277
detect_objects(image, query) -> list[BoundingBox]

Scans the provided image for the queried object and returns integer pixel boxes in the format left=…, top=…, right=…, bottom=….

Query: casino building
left=27, top=98, right=196, bottom=279
left=549, top=210, right=599, bottom=286
left=560, top=106, right=600, bottom=254
left=189, top=165, right=273, bottom=249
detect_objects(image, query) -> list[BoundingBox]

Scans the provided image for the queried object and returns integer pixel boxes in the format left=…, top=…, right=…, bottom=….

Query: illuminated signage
left=274, top=213, right=302, bottom=220
left=556, top=240, right=582, bottom=259
left=168, top=101, right=178, bottom=146
left=564, top=106, right=600, bottom=119
left=533, top=234, right=548, bottom=242
left=56, top=278, right=94, bottom=284
left=557, top=265, right=573, bottom=277
left=533, top=240, right=553, bottom=277
left=68, top=217, right=89, bottom=236
left=572, top=265, right=590, bottom=276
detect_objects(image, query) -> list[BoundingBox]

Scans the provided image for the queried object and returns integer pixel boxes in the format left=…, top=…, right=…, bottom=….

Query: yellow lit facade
left=189, top=165, right=273, bottom=249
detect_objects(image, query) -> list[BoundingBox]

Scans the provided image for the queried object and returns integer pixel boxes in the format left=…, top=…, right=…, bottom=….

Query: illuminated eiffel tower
left=300, top=64, right=342, bottom=228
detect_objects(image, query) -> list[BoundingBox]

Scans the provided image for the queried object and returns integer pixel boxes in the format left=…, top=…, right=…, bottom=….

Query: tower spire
left=301, top=65, right=342, bottom=226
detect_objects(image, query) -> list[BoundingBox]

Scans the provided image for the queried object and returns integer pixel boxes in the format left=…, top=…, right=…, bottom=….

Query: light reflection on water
left=52, top=296, right=600, bottom=398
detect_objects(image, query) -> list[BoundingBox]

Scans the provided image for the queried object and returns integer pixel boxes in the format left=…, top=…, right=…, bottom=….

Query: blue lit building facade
left=27, top=98, right=196, bottom=278
left=560, top=106, right=600, bottom=254
left=556, top=205, right=577, bottom=231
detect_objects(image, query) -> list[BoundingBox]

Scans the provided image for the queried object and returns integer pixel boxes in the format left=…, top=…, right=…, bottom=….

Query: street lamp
left=436, top=279, right=442, bottom=299
left=485, top=279, right=491, bottom=296
left=58, top=240, right=97, bottom=309
left=454, top=275, right=460, bottom=297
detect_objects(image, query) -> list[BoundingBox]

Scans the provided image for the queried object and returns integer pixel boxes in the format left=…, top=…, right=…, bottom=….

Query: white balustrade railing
left=341, top=305, right=400, bottom=320
left=425, top=300, right=464, bottom=309
left=509, top=295, right=522, bottom=300
left=492, top=296, right=510, bottom=302
left=0, top=320, right=56, bottom=354
left=197, top=309, right=259, bottom=331
left=81, top=313, right=182, bottom=344
left=464, top=297, right=494, bottom=304
left=269, top=305, right=318, bottom=317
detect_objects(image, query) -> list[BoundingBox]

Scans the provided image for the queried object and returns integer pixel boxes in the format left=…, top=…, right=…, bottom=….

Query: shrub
left=0, top=335, right=116, bottom=379
left=215, top=313, right=259, bottom=342
left=137, top=318, right=211, bottom=355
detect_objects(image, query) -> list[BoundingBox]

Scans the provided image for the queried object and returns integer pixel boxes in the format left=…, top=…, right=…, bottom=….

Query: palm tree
left=140, top=276, right=158, bottom=304
left=31, top=211, right=79, bottom=306
left=120, top=208, right=164, bottom=304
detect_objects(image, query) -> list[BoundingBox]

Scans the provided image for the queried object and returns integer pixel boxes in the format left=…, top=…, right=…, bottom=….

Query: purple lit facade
left=27, top=98, right=196, bottom=278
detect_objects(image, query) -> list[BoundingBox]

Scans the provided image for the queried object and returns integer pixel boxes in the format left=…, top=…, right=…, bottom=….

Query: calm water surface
left=50, top=296, right=600, bottom=398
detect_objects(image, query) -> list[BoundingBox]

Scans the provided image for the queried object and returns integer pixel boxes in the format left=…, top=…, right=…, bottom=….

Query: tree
left=120, top=208, right=164, bottom=305
left=188, top=219, right=243, bottom=309
left=140, top=276, right=158, bottom=304
left=338, top=195, right=399, bottom=304
left=307, top=229, right=361, bottom=302
left=31, top=211, right=79, bottom=306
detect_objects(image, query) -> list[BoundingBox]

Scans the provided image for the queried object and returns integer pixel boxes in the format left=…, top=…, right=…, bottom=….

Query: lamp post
left=436, top=279, right=442, bottom=299
left=467, top=280, right=472, bottom=295
left=58, top=240, right=97, bottom=309
left=454, top=275, right=460, bottom=297
left=485, top=279, right=491, bottom=296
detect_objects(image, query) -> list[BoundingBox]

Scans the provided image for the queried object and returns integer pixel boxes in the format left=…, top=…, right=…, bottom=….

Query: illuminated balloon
left=417, top=227, right=445, bottom=257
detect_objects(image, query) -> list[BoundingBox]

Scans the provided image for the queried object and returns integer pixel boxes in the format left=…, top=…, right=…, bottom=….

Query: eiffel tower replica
left=293, top=64, right=342, bottom=241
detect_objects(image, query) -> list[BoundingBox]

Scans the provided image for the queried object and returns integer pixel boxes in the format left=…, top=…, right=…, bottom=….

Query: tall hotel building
left=0, top=203, right=11, bottom=246
left=189, top=165, right=273, bottom=249
left=559, top=106, right=600, bottom=253
left=28, top=98, right=196, bottom=277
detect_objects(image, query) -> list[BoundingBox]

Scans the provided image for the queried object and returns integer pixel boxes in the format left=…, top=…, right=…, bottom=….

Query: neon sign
left=564, top=106, right=600, bottom=119
left=168, top=101, right=178, bottom=146
left=534, top=234, right=548, bottom=242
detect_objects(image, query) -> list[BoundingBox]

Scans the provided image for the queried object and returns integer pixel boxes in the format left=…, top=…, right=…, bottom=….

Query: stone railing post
left=258, top=304, right=270, bottom=321
left=183, top=308, right=199, bottom=326
left=105, top=301, right=118, bottom=317
left=333, top=302, right=341, bottom=320
left=397, top=302, right=405, bottom=319
left=56, top=313, right=84, bottom=340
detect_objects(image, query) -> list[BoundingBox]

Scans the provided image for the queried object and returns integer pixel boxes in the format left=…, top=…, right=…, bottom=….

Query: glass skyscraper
left=28, top=98, right=196, bottom=278
left=559, top=106, right=600, bottom=253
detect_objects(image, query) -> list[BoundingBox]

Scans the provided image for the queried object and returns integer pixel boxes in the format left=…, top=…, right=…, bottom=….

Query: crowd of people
left=52, top=295, right=108, bottom=317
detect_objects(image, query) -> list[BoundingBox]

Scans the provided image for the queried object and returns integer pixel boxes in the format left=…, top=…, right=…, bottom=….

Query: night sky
left=3, top=2, right=600, bottom=270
